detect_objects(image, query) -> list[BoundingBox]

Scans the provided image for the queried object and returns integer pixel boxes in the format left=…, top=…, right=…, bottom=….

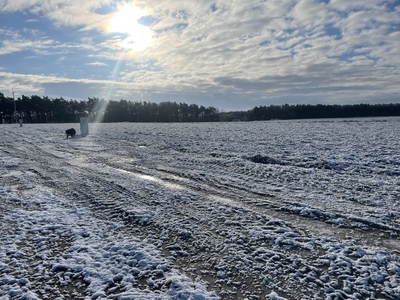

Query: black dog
left=66, top=128, right=76, bottom=138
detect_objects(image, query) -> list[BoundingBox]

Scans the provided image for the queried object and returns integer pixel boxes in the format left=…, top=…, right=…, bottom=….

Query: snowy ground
left=1, top=118, right=399, bottom=300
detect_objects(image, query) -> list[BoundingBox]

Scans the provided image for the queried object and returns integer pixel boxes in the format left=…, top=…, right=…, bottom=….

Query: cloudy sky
left=0, top=0, right=399, bottom=111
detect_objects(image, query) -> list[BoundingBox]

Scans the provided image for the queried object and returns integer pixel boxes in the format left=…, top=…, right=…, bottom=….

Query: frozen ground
left=1, top=118, right=399, bottom=300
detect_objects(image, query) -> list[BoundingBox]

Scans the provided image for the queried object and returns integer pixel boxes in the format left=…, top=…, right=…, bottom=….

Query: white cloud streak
left=86, top=61, right=108, bottom=67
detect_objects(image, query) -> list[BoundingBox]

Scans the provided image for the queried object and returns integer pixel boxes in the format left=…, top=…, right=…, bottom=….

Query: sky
left=0, top=0, right=399, bottom=111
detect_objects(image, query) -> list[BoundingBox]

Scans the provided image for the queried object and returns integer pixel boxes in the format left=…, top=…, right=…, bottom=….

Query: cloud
left=0, top=0, right=399, bottom=110
left=0, top=0, right=110, bottom=27
left=86, top=61, right=108, bottom=67
left=0, top=26, right=57, bottom=56
left=0, top=71, right=121, bottom=100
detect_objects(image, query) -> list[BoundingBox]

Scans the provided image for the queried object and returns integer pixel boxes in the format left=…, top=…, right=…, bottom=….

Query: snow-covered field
left=1, top=118, right=399, bottom=300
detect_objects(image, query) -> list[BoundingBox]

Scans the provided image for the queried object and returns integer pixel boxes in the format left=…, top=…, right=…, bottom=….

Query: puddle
left=2, top=170, right=24, bottom=177
left=67, top=157, right=88, bottom=166
left=115, top=168, right=185, bottom=191
left=209, top=195, right=243, bottom=207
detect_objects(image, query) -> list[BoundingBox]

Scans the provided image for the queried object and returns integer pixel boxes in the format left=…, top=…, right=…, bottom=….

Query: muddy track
left=4, top=143, right=292, bottom=298
left=2, top=136, right=400, bottom=299
left=102, top=158, right=400, bottom=253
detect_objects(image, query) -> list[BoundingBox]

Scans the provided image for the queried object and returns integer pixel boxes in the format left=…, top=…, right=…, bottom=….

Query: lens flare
left=92, top=5, right=152, bottom=129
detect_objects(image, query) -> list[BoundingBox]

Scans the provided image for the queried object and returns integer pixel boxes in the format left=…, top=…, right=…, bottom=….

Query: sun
left=108, top=5, right=152, bottom=50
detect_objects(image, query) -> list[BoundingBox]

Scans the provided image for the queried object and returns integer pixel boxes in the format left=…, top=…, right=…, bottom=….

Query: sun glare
left=108, top=5, right=152, bottom=50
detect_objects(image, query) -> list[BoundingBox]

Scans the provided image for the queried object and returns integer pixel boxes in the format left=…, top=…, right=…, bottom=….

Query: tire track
left=2, top=130, right=400, bottom=299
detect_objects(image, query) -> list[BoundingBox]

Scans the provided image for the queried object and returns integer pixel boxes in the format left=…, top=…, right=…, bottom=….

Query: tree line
left=248, top=103, right=400, bottom=121
left=0, top=94, right=219, bottom=123
left=1, top=93, right=399, bottom=123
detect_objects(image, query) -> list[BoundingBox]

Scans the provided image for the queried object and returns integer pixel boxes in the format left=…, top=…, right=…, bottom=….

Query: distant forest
left=1, top=93, right=400, bottom=123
